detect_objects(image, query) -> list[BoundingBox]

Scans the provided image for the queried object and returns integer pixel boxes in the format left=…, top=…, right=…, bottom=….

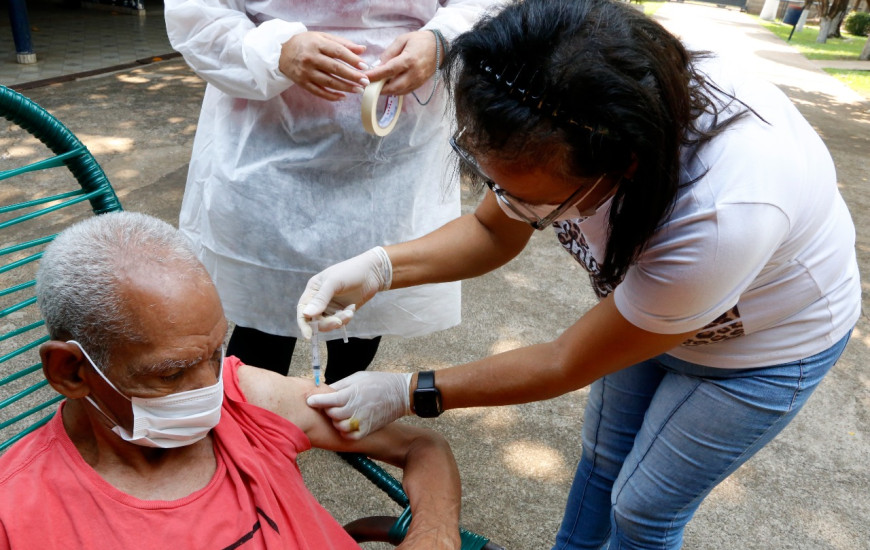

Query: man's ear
left=40, top=341, right=90, bottom=398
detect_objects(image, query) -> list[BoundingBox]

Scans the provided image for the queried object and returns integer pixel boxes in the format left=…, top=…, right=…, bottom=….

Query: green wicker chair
left=0, top=85, right=500, bottom=550
left=0, top=85, right=122, bottom=452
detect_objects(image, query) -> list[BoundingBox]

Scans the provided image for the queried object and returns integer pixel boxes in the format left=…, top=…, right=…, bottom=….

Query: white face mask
left=69, top=340, right=223, bottom=449
left=550, top=188, right=617, bottom=223
left=496, top=197, right=613, bottom=224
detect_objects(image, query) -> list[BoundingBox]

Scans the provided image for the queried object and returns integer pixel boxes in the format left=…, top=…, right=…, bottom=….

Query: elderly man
left=0, top=212, right=460, bottom=549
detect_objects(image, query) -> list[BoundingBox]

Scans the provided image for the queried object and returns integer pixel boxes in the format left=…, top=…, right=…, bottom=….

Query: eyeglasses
left=449, top=129, right=609, bottom=230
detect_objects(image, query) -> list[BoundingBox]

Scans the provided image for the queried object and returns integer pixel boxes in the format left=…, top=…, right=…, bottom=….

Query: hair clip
left=513, top=69, right=540, bottom=102
left=477, top=60, right=613, bottom=137
left=505, top=64, right=524, bottom=91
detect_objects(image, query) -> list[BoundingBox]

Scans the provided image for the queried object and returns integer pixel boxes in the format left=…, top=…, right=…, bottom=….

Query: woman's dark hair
left=444, top=0, right=749, bottom=288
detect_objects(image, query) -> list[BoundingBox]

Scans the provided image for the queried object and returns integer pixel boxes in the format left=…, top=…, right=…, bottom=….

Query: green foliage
left=844, top=11, right=870, bottom=36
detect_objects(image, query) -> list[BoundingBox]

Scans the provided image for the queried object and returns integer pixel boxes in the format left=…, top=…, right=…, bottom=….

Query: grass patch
left=824, top=68, right=870, bottom=98
left=755, top=16, right=870, bottom=99
left=756, top=17, right=867, bottom=60
left=643, top=1, right=667, bottom=16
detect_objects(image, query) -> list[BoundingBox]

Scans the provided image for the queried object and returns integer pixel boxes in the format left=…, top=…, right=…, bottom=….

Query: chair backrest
left=0, top=85, right=122, bottom=452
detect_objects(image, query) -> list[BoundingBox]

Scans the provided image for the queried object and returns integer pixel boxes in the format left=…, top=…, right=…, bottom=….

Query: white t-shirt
left=554, top=57, right=860, bottom=368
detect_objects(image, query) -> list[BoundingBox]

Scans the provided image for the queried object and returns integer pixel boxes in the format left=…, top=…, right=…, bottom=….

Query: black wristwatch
left=412, top=370, right=443, bottom=418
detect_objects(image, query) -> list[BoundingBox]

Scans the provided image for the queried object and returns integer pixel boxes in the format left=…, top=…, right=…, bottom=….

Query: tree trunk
left=817, top=17, right=833, bottom=42
left=760, top=0, right=780, bottom=20
left=796, top=9, right=810, bottom=32
left=861, top=35, right=870, bottom=60
left=816, top=0, right=851, bottom=42
left=827, top=8, right=847, bottom=38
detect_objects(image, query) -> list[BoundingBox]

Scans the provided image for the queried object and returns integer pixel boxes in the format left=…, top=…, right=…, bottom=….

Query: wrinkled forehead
left=111, top=260, right=224, bottom=342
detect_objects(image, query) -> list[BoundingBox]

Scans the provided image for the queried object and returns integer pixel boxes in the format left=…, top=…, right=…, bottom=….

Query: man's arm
left=238, top=365, right=461, bottom=549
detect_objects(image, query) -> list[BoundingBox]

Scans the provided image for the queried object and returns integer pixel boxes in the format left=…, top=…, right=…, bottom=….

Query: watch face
left=414, top=387, right=443, bottom=417
left=414, top=371, right=442, bottom=417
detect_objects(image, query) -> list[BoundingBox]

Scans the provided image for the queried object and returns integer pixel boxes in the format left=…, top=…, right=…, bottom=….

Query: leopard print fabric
left=554, top=220, right=614, bottom=298
left=680, top=306, right=745, bottom=346
left=554, top=221, right=745, bottom=347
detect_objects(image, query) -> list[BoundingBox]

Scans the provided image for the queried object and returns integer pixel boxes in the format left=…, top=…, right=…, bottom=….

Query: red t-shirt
left=0, top=357, right=360, bottom=549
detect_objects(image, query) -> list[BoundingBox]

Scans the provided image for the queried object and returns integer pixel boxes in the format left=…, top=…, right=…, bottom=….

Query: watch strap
left=417, top=370, right=435, bottom=391
left=413, top=370, right=442, bottom=417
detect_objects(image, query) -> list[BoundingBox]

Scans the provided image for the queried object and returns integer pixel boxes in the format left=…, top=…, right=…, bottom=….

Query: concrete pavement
left=2, top=3, right=867, bottom=548
left=813, top=60, right=870, bottom=71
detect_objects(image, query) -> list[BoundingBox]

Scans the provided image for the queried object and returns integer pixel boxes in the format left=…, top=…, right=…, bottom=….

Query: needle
left=311, top=320, right=321, bottom=386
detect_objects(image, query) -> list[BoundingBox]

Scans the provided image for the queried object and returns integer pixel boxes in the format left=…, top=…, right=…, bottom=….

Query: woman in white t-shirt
left=298, top=0, right=860, bottom=547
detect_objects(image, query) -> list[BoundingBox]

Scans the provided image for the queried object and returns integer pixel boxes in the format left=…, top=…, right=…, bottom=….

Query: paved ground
left=0, top=0, right=173, bottom=87
left=2, top=3, right=868, bottom=549
left=813, top=59, right=870, bottom=71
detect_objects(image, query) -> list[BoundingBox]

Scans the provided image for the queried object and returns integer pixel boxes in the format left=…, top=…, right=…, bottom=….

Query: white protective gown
left=165, top=0, right=497, bottom=339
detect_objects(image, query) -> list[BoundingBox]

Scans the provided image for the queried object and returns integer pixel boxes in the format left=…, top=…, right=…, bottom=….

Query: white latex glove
left=306, top=371, right=412, bottom=439
left=296, top=246, right=392, bottom=339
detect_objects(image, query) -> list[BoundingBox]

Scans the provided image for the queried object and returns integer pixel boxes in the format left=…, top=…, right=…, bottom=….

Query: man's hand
left=279, top=31, right=370, bottom=101
left=397, top=524, right=461, bottom=550
left=364, top=31, right=438, bottom=96
left=296, top=246, right=392, bottom=339
left=306, top=371, right=412, bottom=439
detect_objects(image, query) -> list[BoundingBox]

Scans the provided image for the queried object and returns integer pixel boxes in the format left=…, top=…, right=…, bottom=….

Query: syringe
left=311, top=321, right=321, bottom=386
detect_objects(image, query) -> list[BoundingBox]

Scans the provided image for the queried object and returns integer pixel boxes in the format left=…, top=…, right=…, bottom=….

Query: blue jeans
left=553, top=330, right=852, bottom=550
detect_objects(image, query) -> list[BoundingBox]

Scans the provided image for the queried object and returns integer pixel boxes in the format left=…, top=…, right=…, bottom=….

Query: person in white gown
left=165, top=0, right=499, bottom=379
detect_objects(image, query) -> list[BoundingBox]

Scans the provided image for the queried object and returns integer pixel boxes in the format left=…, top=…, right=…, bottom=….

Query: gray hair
left=36, top=212, right=205, bottom=371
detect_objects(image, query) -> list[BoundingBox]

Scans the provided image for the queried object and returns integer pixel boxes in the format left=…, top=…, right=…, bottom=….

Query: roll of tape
left=361, top=79, right=403, bottom=137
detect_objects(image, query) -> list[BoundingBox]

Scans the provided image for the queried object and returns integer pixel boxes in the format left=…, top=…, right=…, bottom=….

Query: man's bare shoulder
left=236, top=364, right=330, bottom=434
left=235, top=365, right=425, bottom=460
